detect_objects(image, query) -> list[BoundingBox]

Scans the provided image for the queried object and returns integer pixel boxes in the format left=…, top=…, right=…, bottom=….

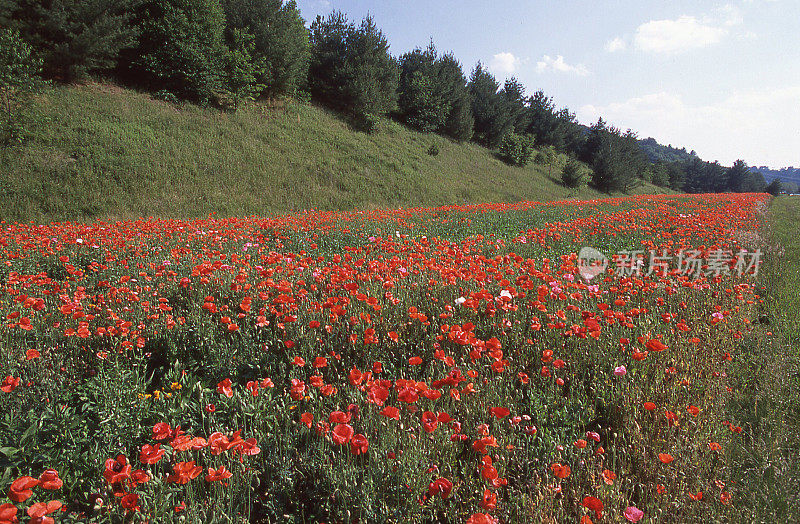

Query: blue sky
left=296, top=0, right=799, bottom=169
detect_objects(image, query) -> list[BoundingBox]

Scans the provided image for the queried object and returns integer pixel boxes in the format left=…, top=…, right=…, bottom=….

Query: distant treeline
left=0, top=0, right=779, bottom=194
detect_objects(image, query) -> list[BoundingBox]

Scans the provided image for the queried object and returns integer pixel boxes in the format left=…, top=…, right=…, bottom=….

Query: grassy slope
left=0, top=83, right=670, bottom=223
left=726, top=196, right=800, bottom=521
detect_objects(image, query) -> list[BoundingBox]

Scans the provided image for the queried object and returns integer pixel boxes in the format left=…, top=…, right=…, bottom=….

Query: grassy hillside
left=0, top=83, right=671, bottom=223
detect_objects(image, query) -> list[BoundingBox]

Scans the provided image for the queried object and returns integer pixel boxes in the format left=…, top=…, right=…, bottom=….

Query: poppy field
left=0, top=193, right=784, bottom=523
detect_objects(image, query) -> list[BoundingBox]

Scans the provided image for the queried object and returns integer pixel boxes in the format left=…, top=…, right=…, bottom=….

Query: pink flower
left=614, top=365, right=627, bottom=376
left=624, top=505, right=644, bottom=522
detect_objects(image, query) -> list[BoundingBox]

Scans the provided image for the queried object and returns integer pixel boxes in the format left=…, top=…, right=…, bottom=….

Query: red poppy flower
left=381, top=406, right=400, bottom=420
left=409, top=356, right=422, bottom=365
left=8, top=476, right=39, bottom=503
left=240, top=438, right=261, bottom=456
left=601, top=469, right=616, bottom=485
left=1, top=376, right=20, bottom=393
left=216, top=378, right=233, bottom=398
left=130, top=469, right=150, bottom=487
left=121, top=493, right=140, bottom=512
left=26, top=500, right=61, bottom=524
left=38, top=470, right=62, bottom=490
left=643, top=401, right=656, bottom=411
left=103, top=455, right=131, bottom=485
left=466, top=514, right=499, bottom=524
left=550, top=463, right=571, bottom=479
left=208, top=432, right=230, bottom=455
left=349, top=366, right=364, bottom=385
left=0, top=503, right=18, bottom=523
left=139, top=444, right=165, bottom=465
left=301, top=412, right=314, bottom=428
left=421, top=411, right=438, bottom=433
left=427, top=477, right=453, bottom=499
left=488, top=407, right=510, bottom=419
left=205, top=466, right=233, bottom=482
left=152, top=422, right=174, bottom=440
left=329, top=411, right=351, bottom=424
left=481, top=489, right=497, bottom=510
left=350, top=433, right=368, bottom=455
left=290, top=379, right=306, bottom=400
left=331, top=424, right=354, bottom=445
left=165, top=461, right=203, bottom=484
left=582, top=496, right=604, bottom=519
left=658, top=453, right=674, bottom=464
left=398, top=387, right=418, bottom=403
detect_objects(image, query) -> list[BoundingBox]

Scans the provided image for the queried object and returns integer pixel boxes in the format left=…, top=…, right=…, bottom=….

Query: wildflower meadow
left=0, top=193, right=794, bottom=523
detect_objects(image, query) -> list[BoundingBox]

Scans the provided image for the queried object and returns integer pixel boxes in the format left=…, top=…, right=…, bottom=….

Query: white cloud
left=604, top=37, right=627, bottom=52
left=577, top=87, right=800, bottom=168
left=489, top=52, right=521, bottom=75
left=535, top=55, right=589, bottom=76
left=634, top=16, right=727, bottom=53
left=716, top=4, right=743, bottom=27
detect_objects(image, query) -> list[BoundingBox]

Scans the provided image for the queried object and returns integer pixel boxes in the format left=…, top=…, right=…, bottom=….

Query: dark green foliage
left=4, top=0, right=140, bottom=82
left=525, top=90, right=584, bottom=154
left=443, top=93, right=474, bottom=142
left=308, top=11, right=398, bottom=128
left=766, top=179, right=782, bottom=196
left=665, top=161, right=686, bottom=191
left=396, top=44, right=474, bottom=142
left=727, top=159, right=755, bottom=193
left=219, top=30, right=265, bottom=110
left=584, top=119, right=647, bottom=192
left=649, top=163, right=671, bottom=187
left=681, top=158, right=767, bottom=194
left=498, top=132, right=534, bottom=167
left=222, top=0, right=309, bottom=98
left=467, top=63, right=514, bottom=148
left=561, top=157, right=585, bottom=188
left=500, top=77, right=529, bottom=134
left=128, top=0, right=227, bottom=105
left=397, top=44, right=444, bottom=133
left=0, top=28, right=45, bottom=146
left=638, top=137, right=693, bottom=164
left=427, top=143, right=439, bottom=156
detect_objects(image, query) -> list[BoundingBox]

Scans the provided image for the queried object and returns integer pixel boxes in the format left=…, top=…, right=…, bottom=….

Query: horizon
left=296, top=0, right=799, bottom=170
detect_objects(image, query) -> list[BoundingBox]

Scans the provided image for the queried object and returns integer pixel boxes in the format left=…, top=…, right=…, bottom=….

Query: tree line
left=0, top=1, right=779, bottom=195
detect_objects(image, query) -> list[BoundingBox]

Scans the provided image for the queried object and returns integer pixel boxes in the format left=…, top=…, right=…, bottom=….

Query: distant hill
left=753, top=166, right=800, bottom=184
left=0, top=84, right=672, bottom=223
left=638, top=137, right=694, bottom=164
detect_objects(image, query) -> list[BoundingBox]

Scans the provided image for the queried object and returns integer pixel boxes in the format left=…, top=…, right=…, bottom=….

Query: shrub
left=498, top=132, right=534, bottom=167
left=131, top=0, right=228, bottom=105
left=0, top=28, right=45, bottom=146
left=561, top=157, right=585, bottom=188
left=5, top=0, right=139, bottom=82
left=222, top=0, right=310, bottom=98
left=308, top=12, right=398, bottom=126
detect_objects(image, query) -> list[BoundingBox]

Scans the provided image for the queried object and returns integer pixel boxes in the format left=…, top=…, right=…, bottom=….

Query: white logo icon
left=578, top=247, right=608, bottom=281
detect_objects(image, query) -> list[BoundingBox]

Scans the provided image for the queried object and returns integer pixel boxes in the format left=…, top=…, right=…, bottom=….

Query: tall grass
left=724, top=196, right=800, bottom=522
